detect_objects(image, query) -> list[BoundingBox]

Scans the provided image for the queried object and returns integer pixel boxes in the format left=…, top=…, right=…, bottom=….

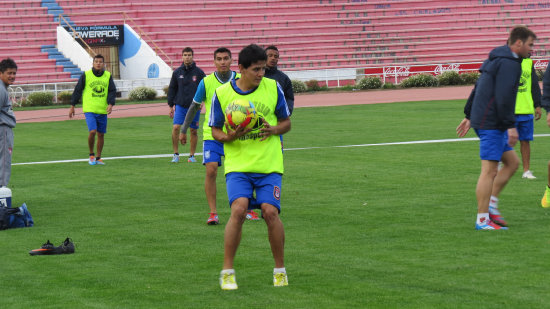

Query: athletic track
left=14, top=85, right=472, bottom=123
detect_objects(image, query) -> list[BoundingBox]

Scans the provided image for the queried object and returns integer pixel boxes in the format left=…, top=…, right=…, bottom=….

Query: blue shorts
left=475, top=129, right=513, bottom=161
left=84, top=113, right=107, bottom=133
left=225, top=172, right=282, bottom=212
left=515, top=115, right=534, bottom=141
left=173, top=105, right=199, bottom=129
left=203, top=140, right=224, bottom=165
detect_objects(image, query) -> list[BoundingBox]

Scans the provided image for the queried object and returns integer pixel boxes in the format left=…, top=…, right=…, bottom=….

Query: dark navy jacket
left=265, top=66, right=294, bottom=115
left=541, top=65, right=550, bottom=112
left=167, top=62, right=205, bottom=108
left=469, top=45, right=522, bottom=131
left=465, top=58, right=540, bottom=119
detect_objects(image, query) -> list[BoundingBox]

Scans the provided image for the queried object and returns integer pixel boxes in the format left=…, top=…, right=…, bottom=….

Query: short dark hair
left=182, top=47, right=194, bottom=55
left=265, top=45, right=279, bottom=52
left=238, top=44, right=267, bottom=69
left=0, top=58, right=17, bottom=73
left=94, top=54, right=104, bottom=61
left=508, top=26, right=536, bottom=45
left=214, top=47, right=231, bottom=59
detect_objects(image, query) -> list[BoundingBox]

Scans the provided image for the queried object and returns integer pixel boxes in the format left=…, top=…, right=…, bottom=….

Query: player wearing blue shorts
left=180, top=47, right=238, bottom=225
left=167, top=47, right=205, bottom=163
left=514, top=57, right=542, bottom=179
left=69, top=54, right=116, bottom=165
left=210, top=44, right=291, bottom=290
left=457, top=26, right=536, bottom=230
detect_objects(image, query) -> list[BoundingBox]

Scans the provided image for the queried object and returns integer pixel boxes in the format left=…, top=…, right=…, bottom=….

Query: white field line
left=13, top=134, right=550, bottom=166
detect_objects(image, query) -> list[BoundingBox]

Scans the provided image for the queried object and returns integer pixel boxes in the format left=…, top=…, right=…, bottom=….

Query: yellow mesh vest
left=214, top=78, right=283, bottom=175
left=515, top=58, right=534, bottom=115
left=82, top=70, right=110, bottom=114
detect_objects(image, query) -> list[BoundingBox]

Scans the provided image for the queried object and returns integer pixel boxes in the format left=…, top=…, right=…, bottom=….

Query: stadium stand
left=2, top=0, right=550, bottom=84
left=0, top=0, right=81, bottom=84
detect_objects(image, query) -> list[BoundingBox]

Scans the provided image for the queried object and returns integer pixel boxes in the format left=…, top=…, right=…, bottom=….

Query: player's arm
left=107, top=75, right=117, bottom=106
left=282, top=76, right=294, bottom=115
left=179, top=80, right=206, bottom=144
left=180, top=80, right=206, bottom=135
left=260, top=84, right=292, bottom=140
left=167, top=71, right=178, bottom=118
left=259, top=117, right=291, bottom=141
left=531, top=63, right=542, bottom=120
left=542, top=64, right=550, bottom=113
left=456, top=84, right=476, bottom=137
left=69, top=73, right=85, bottom=118
left=179, top=101, right=201, bottom=145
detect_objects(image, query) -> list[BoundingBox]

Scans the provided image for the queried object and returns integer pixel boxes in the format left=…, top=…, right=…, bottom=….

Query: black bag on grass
left=0, top=204, right=33, bottom=230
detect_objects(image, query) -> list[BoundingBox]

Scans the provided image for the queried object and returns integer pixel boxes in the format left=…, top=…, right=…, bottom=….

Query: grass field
left=2, top=99, right=550, bottom=308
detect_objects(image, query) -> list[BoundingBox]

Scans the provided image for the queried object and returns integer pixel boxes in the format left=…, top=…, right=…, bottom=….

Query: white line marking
left=13, top=134, right=550, bottom=166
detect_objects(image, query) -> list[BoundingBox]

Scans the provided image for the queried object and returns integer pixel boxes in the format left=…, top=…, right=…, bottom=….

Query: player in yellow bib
left=179, top=47, right=239, bottom=225
left=69, top=54, right=116, bottom=165
left=210, top=44, right=291, bottom=290
left=513, top=57, right=542, bottom=179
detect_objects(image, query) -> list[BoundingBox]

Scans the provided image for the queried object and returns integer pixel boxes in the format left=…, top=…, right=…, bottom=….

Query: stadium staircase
left=3, top=0, right=550, bottom=84
left=0, top=0, right=82, bottom=84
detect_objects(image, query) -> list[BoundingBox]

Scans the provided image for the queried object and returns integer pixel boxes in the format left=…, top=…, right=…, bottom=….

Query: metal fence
left=9, top=59, right=549, bottom=105
left=8, top=78, right=171, bottom=106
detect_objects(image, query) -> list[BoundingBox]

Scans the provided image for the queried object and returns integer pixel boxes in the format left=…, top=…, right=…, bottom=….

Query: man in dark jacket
left=459, top=57, right=541, bottom=226
left=456, top=26, right=536, bottom=230
left=167, top=47, right=205, bottom=163
left=264, top=45, right=294, bottom=115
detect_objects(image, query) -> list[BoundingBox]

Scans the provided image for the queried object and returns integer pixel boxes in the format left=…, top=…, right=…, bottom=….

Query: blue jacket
left=470, top=45, right=522, bottom=131
left=167, top=62, right=205, bottom=108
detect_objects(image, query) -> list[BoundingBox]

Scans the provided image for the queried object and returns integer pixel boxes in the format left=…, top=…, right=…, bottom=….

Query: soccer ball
left=225, top=99, right=258, bottom=129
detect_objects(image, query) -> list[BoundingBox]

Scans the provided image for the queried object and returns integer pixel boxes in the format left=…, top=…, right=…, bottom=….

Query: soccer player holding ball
left=210, top=44, right=291, bottom=290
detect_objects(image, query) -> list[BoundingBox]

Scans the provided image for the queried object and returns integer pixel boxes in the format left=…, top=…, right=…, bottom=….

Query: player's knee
left=231, top=199, right=248, bottom=220
left=261, top=205, right=279, bottom=222
left=190, top=128, right=198, bottom=136
left=206, top=169, right=217, bottom=179
left=509, top=158, right=520, bottom=171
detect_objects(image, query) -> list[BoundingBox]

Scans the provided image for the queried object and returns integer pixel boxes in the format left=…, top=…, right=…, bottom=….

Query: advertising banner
left=65, top=25, right=124, bottom=46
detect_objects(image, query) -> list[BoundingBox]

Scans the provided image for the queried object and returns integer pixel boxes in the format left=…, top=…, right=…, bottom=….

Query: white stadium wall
left=57, top=26, right=93, bottom=71
left=119, top=24, right=172, bottom=80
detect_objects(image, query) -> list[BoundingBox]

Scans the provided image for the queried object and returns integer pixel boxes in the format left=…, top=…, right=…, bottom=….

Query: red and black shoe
left=29, top=238, right=75, bottom=255
left=29, top=240, right=62, bottom=256
left=489, top=213, right=508, bottom=227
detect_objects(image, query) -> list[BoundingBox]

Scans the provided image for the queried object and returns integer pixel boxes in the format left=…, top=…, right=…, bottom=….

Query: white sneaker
left=220, top=270, right=238, bottom=290
left=522, top=170, right=536, bottom=179
left=273, top=272, right=288, bottom=287
left=171, top=154, right=179, bottom=163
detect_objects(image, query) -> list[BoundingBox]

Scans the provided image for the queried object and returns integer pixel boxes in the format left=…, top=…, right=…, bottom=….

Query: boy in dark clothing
left=167, top=47, right=205, bottom=163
